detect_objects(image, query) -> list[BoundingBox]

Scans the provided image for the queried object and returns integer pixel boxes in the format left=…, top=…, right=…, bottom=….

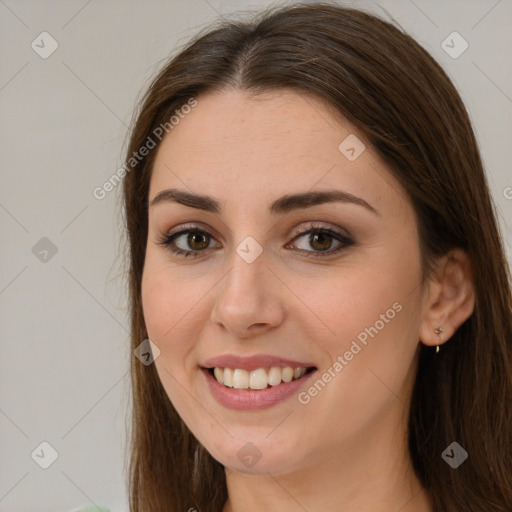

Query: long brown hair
left=121, top=2, right=512, bottom=511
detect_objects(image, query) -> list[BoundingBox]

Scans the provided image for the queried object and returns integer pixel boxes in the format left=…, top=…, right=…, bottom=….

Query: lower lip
left=201, top=368, right=317, bottom=410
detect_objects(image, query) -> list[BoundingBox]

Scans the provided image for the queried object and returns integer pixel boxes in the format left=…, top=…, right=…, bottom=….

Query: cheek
left=141, top=267, right=170, bottom=343
left=141, top=254, right=219, bottom=398
left=295, top=254, right=421, bottom=410
left=141, top=262, right=206, bottom=421
left=141, top=264, right=193, bottom=388
left=141, top=256, right=203, bottom=343
left=299, top=260, right=411, bottom=351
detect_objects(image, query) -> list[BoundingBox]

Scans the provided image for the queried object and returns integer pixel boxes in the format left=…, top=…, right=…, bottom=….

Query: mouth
left=200, top=357, right=318, bottom=410
left=206, top=365, right=317, bottom=390
left=200, top=354, right=318, bottom=409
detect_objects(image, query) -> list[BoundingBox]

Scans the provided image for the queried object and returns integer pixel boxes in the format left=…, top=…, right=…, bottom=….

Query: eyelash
left=156, top=223, right=355, bottom=259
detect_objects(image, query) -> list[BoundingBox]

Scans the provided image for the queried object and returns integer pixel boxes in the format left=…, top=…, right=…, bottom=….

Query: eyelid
left=288, top=221, right=352, bottom=240
left=158, top=220, right=354, bottom=259
left=165, top=220, right=351, bottom=242
left=166, top=221, right=217, bottom=237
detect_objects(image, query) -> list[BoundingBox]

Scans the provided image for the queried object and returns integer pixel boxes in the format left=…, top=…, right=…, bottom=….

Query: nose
left=210, top=249, right=286, bottom=339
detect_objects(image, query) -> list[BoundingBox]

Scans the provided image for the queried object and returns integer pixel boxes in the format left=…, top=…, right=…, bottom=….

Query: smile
left=210, top=366, right=312, bottom=390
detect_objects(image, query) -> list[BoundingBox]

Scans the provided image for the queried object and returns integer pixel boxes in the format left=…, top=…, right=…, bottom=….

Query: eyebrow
left=149, top=188, right=379, bottom=216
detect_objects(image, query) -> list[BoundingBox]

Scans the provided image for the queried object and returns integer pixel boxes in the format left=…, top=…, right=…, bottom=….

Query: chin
left=201, top=431, right=310, bottom=476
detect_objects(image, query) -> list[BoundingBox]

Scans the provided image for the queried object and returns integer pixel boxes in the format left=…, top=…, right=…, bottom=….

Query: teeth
left=232, top=369, right=249, bottom=389
left=212, top=366, right=308, bottom=390
left=250, top=368, right=268, bottom=390
left=223, top=368, right=233, bottom=387
left=213, top=367, right=224, bottom=384
left=268, top=366, right=282, bottom=386
left=282, top=367, right=294, bottom=383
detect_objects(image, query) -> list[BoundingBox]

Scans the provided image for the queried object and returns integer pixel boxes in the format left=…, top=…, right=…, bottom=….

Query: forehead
left=149, top=88, right=407, bottom=215
left=153, top=88, right=350, bottom=169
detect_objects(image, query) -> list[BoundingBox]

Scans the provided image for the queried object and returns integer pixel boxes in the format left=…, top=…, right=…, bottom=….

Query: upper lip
left=202, top=354, right=316, bottom=371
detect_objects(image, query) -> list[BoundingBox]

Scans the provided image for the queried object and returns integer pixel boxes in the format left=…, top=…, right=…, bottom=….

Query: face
left=141, top=88, right=427, bottom=476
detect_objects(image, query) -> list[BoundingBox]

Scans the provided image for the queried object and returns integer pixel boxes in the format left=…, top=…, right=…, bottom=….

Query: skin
left=141, top=88, right=475, bottom=512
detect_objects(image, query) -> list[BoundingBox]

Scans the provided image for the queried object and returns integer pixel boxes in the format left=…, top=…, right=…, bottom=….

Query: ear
left=419, top=248, right=475, bottom=348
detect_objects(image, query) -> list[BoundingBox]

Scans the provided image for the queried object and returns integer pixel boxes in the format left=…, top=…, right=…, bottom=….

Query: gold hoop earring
left=433, top=326, right=444, bottom=353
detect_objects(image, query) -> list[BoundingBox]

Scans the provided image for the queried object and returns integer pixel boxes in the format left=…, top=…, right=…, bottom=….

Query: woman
left=121, top=2, right=512, bottom=511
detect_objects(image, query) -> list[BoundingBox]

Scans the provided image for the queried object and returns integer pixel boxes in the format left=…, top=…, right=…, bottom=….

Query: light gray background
left=0, top=1, right=510, bottom=511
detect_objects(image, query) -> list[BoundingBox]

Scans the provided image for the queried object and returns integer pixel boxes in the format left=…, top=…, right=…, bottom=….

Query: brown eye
left=185, top=232, right=210, bottom=251
left=158, top=223, right=354, bottom=259
left=157, top=227, right=219, bottom=258
left=289, top=225, right=353, bottom=257
left=307, top=231, right=334, bottom=251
